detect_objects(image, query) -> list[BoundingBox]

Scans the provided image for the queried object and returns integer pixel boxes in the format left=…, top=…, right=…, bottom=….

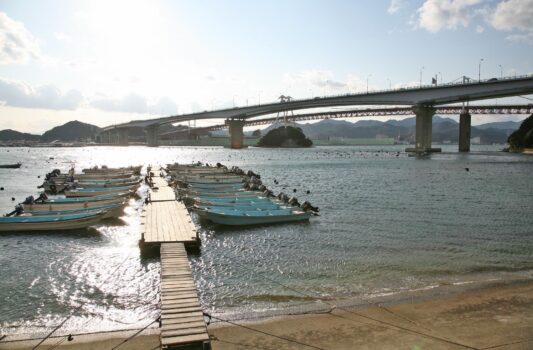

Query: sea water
left=0, top=145, right=532, bottom=337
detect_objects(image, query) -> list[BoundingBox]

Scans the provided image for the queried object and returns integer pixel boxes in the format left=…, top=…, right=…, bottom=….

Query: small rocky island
left=257, top=126, right=313, bottom=148
left=507, top=113, right=533, bottom=152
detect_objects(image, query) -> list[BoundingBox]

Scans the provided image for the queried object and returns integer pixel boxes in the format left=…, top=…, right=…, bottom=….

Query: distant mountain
left=41, top=121, right=101, bottom=142
left=475, top=121, right=520, bottom=130
left=0, top=129, right=40, bottom=141
left=0, top=120, right=102, bottom=143
left=293, top=115, right=522, bottom=144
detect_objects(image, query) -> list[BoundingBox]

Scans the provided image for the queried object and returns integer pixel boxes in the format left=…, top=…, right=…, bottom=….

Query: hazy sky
left=0, top=0, right=532, bottom=133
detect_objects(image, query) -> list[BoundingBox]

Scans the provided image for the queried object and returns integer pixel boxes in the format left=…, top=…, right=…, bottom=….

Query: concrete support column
left=146, top=125, right=160, bottom=147
left=406, top=105, right=441, bottom=153
left=459, top=112, right=471, bottom=152
left=225, top=119, right=246, bottom=149
left=118, top=128, right=129, bottom=146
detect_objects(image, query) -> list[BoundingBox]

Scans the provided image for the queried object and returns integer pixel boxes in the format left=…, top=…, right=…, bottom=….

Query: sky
left=0, top=0, right=532, bottom=133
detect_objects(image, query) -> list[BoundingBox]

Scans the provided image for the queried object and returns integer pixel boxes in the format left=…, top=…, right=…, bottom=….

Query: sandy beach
left=2, top=280, right=532, bottom=350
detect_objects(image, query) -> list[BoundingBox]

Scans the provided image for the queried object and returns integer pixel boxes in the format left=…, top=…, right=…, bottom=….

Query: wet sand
left=209, top=280, right=533, bottom=350
left=2, top=280, right=532, bottom=350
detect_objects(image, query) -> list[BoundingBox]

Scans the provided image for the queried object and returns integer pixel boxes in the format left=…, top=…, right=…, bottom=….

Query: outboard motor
left=37, top=192, right=48, bottom=203
left=280, top=193, right=290, bottom=203
left=302, top=201, right=320, bottom=213
left=23, top=195, right=35, bottom=205
left=263, top=189, right=274, bottom=197
left=277, top=192, right=285, bottom=200
left=258, top=185, right=266, bottom=192
left=49, top=182, right=58, bottom=194
left=288, top=197, right=300, bottom=207
left=5, top=204, right=24, bottom=217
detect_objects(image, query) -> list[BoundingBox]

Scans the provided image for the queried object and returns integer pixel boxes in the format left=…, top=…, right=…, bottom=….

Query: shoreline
left=2, top=278, right=532, bottom=349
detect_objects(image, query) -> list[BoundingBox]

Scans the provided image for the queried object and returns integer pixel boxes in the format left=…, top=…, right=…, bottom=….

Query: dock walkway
left=141, top=165, right=209, bottom=349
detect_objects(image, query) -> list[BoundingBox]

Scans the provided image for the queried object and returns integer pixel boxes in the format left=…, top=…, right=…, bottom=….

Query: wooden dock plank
left=142, top=167, right=208, bottom=348
left=159, top=243, right=208, bottom=349
left=143, top=201, right=197, bottom=244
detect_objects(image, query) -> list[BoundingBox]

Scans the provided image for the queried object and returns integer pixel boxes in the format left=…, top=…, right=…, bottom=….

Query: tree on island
left=257, top=126, right=313, bottom=147
left=507, top=114, right=533, bottom=151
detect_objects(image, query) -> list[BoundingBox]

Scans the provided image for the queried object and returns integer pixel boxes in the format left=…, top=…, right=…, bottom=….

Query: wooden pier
left=141, top=166, right=209, bottom=349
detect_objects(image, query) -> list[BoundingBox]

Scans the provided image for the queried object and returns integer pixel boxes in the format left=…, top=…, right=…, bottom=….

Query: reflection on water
left=0, top=145, right=532, bottom=337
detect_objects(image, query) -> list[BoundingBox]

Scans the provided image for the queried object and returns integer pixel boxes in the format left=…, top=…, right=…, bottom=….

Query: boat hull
left=24, top=199, right=125, bottom=213
left=0, top=212, right=107, bottom=232
left=64, top=186, right=138, bottom=197
left=204, top=210, right=311, bottom=226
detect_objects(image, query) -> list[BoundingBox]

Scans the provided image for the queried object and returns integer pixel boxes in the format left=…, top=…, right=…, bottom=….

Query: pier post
left=111, top=129, right=118, bottom=144
left=146, top=125, right=160, bottom=147
left=459, top=111, right=471, bottom=152
left=405, top=105, right=441, bottom=153
left=117, top=128, right=129, bottom=146
left=226, top=118, right=246, bottom=149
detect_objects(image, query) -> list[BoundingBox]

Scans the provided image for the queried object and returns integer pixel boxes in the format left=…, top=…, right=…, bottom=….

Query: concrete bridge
left=98, top=75, right=533, bottom=151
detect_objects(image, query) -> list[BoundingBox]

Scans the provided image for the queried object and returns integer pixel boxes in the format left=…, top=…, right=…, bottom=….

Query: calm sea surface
left=0, top=145, right=532, bottom=337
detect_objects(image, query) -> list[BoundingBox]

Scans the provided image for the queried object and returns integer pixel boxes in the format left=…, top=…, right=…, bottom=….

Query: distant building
left=471, top=136, right=481, bottom=144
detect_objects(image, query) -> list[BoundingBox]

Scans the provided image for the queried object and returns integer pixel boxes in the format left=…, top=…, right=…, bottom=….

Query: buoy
left=465, top=168, right=470, bottom=172
left=11, top=197, right=15, bottom=201
left=0, top=187, right=4, bottom=190
left=293, top=189, right=297, bottom=193
left=306, top=190, right=310, bottom=194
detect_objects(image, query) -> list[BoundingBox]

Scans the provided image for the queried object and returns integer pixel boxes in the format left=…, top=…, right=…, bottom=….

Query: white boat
left=25, top=203, right=124, bottom=219
left=64, top=185, right=138, bottom=197
left=23, top=198, right=126, bottom=212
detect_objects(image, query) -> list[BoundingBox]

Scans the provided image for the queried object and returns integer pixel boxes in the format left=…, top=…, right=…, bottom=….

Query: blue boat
left=0, top=211, right=107, bottom=231
left=203, top=209, right=311, bottom=226
left=195, top=202, right=282, bottom=210
left=193, top=205, right=288, bottom=218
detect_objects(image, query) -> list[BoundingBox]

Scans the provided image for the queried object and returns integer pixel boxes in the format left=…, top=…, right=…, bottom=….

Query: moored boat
left=25, top=203, right=124, bottom=219
left=64, top=185, right=138, bottom=198
left=202, top=209, right=311, bottom=226
left=23, top=198, right=125, bottom=212
left=0, top=163, right=21, bottom=169
left=0, top=211, right=107, bottom=232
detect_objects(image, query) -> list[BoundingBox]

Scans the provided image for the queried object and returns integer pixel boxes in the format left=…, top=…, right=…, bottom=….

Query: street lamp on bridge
left=366, top=74, right=372, bottom=93
left=478, top=58, right=484, bottom=82
left=419, top=66, right=425, bottom=87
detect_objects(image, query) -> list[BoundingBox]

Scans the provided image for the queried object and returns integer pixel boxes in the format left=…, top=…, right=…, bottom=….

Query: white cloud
left=0, top=12, right=41, bottom=64
left=0, top=78, right=83, bottom=110
left=417, top=0, right=482, bottom=32
left=54, top=32, right=72, bottom=42
left=284, top=70, right=347, bottom=90
left=388, top=0, right=404, bottom=14
left=489, top=0, right=533, bottom=31
left=90, top=93, right=178, bottom=115
left=506, top=31, right=533, bottom=44
left=489, top=0, right=533, bottom=43
left=476, top=25, right=484, bottom=33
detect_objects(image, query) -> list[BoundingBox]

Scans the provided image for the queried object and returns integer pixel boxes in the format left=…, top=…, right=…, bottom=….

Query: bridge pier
left=146, top=125, right=160, bottom=147
left=406, top=105, right=441, bottom=153
left=99, top=130, right=110, bottom=144
left=459, top=111, right=471, bottom=152
left=117, top=128, right=129, bottom=146
left=226, top=118, right=246, bottom=149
